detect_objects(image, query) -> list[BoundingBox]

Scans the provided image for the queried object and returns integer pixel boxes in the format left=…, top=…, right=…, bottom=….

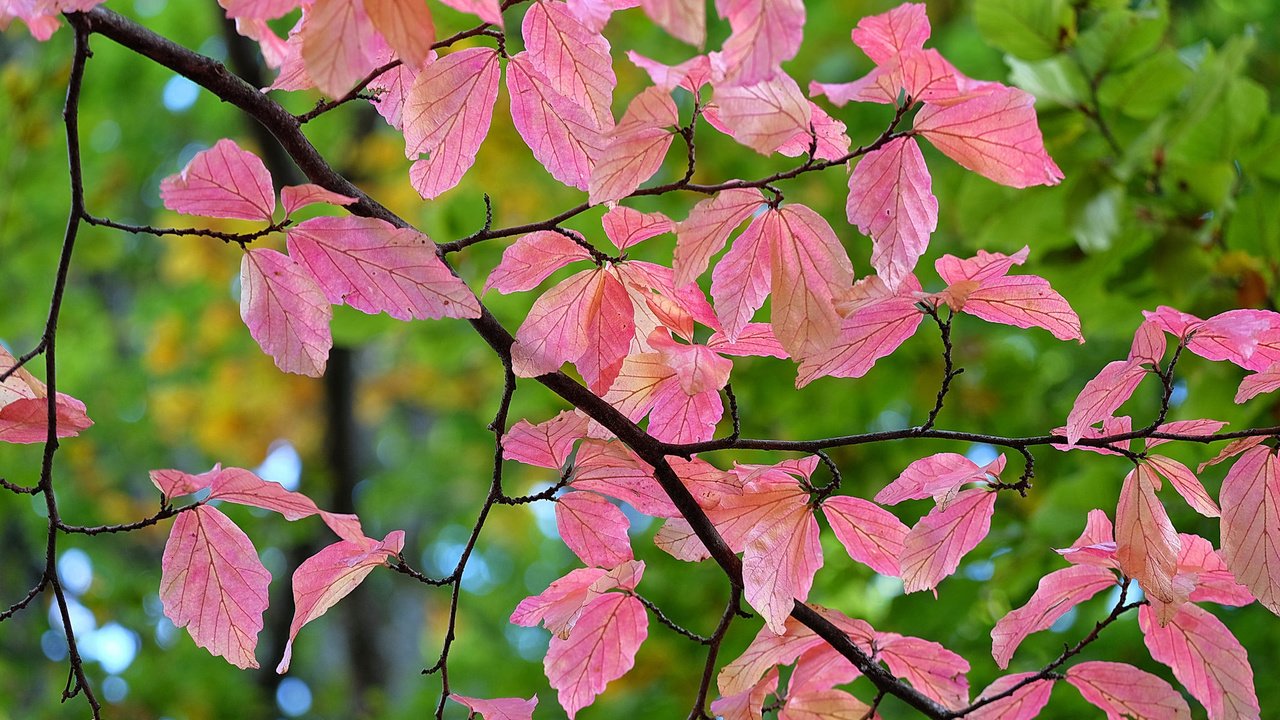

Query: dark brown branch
left=0, top=577, right=49, bottom=623
left=689, top=585, right=742, bottom=720
left=637, top=594, right=711, bottom=644
left=0, top=340, right=48, bottom=384
left=0, top=477, right=41, bottom=495
left=55, top=503, right=194, bottom=535
left=920, top=306, right=962, bottom=432
left=83, top=213, right=290, bottom=246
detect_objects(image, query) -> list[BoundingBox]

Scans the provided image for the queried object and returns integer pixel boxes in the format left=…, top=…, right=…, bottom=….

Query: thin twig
left=83, top=213, right=290, bottom=246
left=0, top=578, right=49, bottom=623
left=56, top=503, right=194, bottom=535
left=920, top=306, right=962, bottom=432
left=637, top=594, right=710, bottom=644
left=688, top=585, right=743, bottom=720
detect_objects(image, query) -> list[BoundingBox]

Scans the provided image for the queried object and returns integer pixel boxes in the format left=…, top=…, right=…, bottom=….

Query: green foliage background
left=2, top=0, right=1279, bottom=717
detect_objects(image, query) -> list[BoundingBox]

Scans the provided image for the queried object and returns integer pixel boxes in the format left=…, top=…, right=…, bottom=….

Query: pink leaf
left=1066, top=661, right=1191, bottom=720
left=969, top=673, right=1054, bottom=720
left=601, top=206, right=674, bottom=252
left=990, top=565, right=1117, bottom=668
left=1236, top=364, right=1280, bottom=403
left=1146, top=418, right=1227, bottom=449
left=523, top=0, right=615, bottom=128
left=718, top=618, right=827, bottom=696
left=1199, top=436, right=1267, bottom=474
left=366, top=59, right=425, bottom=130
left=654, top=517, right=712, bottom=561
left=0, top=347, right=94, bottom=443
left=1220, top=445, right=1280, bottom=614
left=900, top=487, right=997, bottom=594
left=878, top=633, right=970, bottom=709
left=240, top=248, right=333, bottom=377
left=712, top=667, right=779, bottom=720
left=640, top=0, right=704, bottom=45
left=510, top=268, right=599, bottom=378
left=766, top=205, right=856, bottom=360
left=276, top=530, right=404, bottom=673
left=506, top=53, right=607, bottom=190
left=403, top=47, right=501, bottom=198
left=847, top=136, right=937, bottom=291
left=1116, top=465, right=1181, bottom=604
left=875, top=452, right=998, bottom=507
left=161, top=505, right=271, bottom=669
left=958, top=274, right=1083, bottom=342
left=707, top=323, right=789, bottom=359
left=149, top=466, right=220, bottom=498
left=1129, top=319, right=1168, bottom=365
left=300, top=0, right=383, bottom=97
left=435, top=0, right=502, bottom=24
left=573, top=440, right=677, bottom=517
left=710, top=210, right=773, bottom=341
left=556, top=492, right=633, bottom=567
left=712, top=73, right=812, bottom=155
left=674, top=188, right=764, bottom=286
left=1145, top=454, right=1220, bottom=518
left=649, top=329, right=732, bottom=394
left=589, top=88, right=678, bottom=205
left=914, top=85, right=1063, bottom=188
left=1051, top=415, right=1132, bottom=457
left=1140, top=603, right=1260, bottom=719
left=197, top=466, right=362, bottom=540
left=713, top=0, right=804, bottom=86
left=935, top=246, right=1029, bottom=285
left=1175, top=534, right=1254, bottom=608
left=851, top=2, right=930, bottom=64
left=366, top=0, right=434, bottom=67
left=627, top=51, right=711, bottom=93
left=1065, top=360, right=1148, bottom=446
left=285, top=216, right=480, bottom=321
left=450, top=695, right=538, bottom=720
left=1055, top=509, right=1119, bottom=570
left=218, top=0, right=302, bottom=20
left=821, top=495, right=908, bottom=576
left=545, top=592, right=647, bottom=719
left=504, top=410, right=588, bottom=470
left=280, top=184, right=356, bottom=215
left=576, top=268, right=634, bottom=393
left=647, top=379, right=724, bottom=444
left=510, top=567, right=608, bottom=637
left=160, top=139, right=276, bottom=221
left=484, top=230, right=592, bottom=294
left=795, top=280, right=923, bottom=387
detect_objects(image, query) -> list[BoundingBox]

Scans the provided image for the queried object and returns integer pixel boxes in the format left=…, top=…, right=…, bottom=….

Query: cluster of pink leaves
left=149, top=463, right=404, bottom=672
left=0, top=0, right=106, bottom=40
left=159, top=138, right=481, bottom=376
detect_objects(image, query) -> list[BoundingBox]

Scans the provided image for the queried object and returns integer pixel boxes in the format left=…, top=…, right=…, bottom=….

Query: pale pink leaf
left=641, top=0, right=704, bottom=45
left=654, top=517, right=712, bottom=561
left=506, top=53, right=607, bottom=190
left=1236, top=364, right=1280, bottom=403
left=1140, top=603, right=1260, bottom=720
left=707, top=323, right=789, bottom=359
left=961, top=275, right=1083, bottom=342
left=435, top=0, right=502, bottom=24
left=1220, top=445, right=1280, bottom=614
left=523, top=0, right=615, bottom=128
left=589, top=88, right=677, bottom=204
left=450, top=695, right=537, bottom=720
left=280, top=184, right=357, bottom=215
left=511, top=567, right=608, bottom=637
left=712, top=667, right=778, bottom=720
left=1116, top=465, right=1181, bottom=604
left=555, top=492, right=633, bottom=568
left=285, top=216, right=480, bottom=321
left=545, top=592, right=647, bottom=719
left=0, top=394, right=93, bottom=444
left=510, top=268, right=600, bottom=378
left=160, top=505, right=271, bottom=669
left=649, top=329, right=732, bottom=394
left=850, top=2, right=930, bottom=64
left=847, top=136, right=937, bottom=291
left=484, top=230, right=592, bottom=294
left=990, top=564, right=1117, bottom=668
left=276, top=530, right=404, bottom=673
left=1066, top=661, right=1191, bottom=720
left=914, top=85, right=1063, bottom=188
left=1145, top=454, right=1220, bottom=518
left=875, top=452, right=991, bottom=506
left=1146, top=419, right=1227, bottom=449
left=504, top=410, right=588, bottom=469
left=718, top=618, right=825, bottom=696
left=674, top=188, right=764, bottom=286
left=795, top=283, right=923, bottom=387
left=780, top=689, right=871, bottom=720
left=1129, top=319, right=1168, bottom=365
left=601, top=206, right=674, bottom=252
left=900, top=487, right=997, bottom=594
left=575, top=268, right=633, bottom=393
left=1065, top=360, right=1148, bottom=446
left=713, top=0, right=804, bottom=86
left=935, top=246, right=1029, bottom=285
left=366, top=0, right=434, bottom=67
left=710, top=211, right=773, bottom=341
left=741, top=497, right=822, bottom=634
left=646, top=381, right=723, bottom=444
left=713, top=73, right=812, bottom=155
left=301, top=0, right=383, bottom=97
left=878, top=633, right=970, bottom=709
left=149, top=466, right=220, bottom=498
left=776, top=103, right=850, bottom=161
left=627, top=51, right=712, bottom=93
left=1056, top=509, right=1119, bottom=570
left=240, top=248, right=333, bottom=377
left=767, top=204, right=855, bottom=360
left=366, top=59, right=425, bottom=130
left=218, top=0, right=302, bottom=20
left=403, top=47, right=501, bottom=198
left=821, top=495, right=908, bottom=576
left=1199, top=436, right=1267, bottom=474
left=1175, top=534, right=1253, bottom=608
left=573, top=440, right=677, bottom=517
left=969, top=673, right=1054, bottom=720
left=160, top=139, right=276, bottom=221
left=599, top=352, right=670, bottom=423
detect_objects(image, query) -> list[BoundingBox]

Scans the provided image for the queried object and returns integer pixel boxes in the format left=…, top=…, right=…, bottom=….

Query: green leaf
left=974, top=0, right=1076, bottom=61
left=1007, top=55, right=1087, bottom=107
left=1097, top=48, right=1190, bottom=119
left=1073, top=187, right=1124, bottom=252
left=1075, top=3, right=1169, bottom=73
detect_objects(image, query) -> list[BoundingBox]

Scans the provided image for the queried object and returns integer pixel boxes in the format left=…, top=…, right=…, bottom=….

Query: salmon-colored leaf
left=556, top=492, right=633, bottom=567
left=240, top=248, right=333, bottom=377
left=1065, top=360, right=1148, bottom=446
left=1140, top=603, right=1260, bottom=719
left=1220, top=445, right=1280, bottom=614
left=900, top=487, right=997, bottom=594
left=450, top=695, right=538, bottom=720
left=991, top=565, right=1116, bottom=668
left=848, top=136, right=937, bottom=291
left=1116, top=465, right=1181, bottom=605
left=160, top=139, right=276, bottom=221
left=713, top=73, right=812, bottom=155
left=821, top=495, right=908, bottom=576
left=1067, top=661, right=1191, bottom=720
left=713, top=0, right=804, bottom=86
left=545, top=592, right=647, bottom=719
left=403, top=47, right=501, bottom=198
